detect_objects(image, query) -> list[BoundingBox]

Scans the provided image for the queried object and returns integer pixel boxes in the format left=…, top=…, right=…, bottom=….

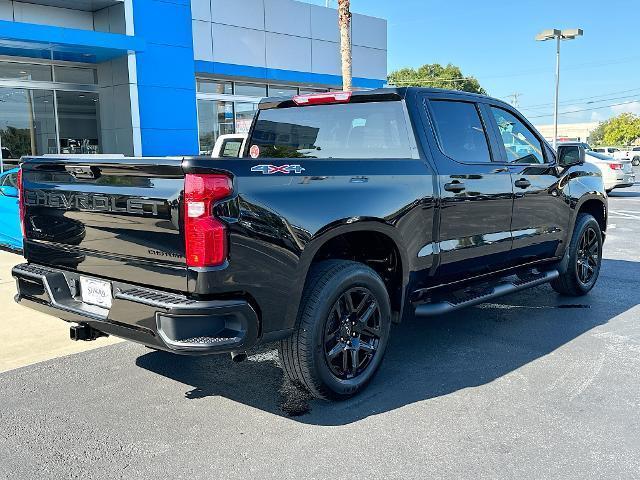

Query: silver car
left=557, top=142, right=635, bottom=192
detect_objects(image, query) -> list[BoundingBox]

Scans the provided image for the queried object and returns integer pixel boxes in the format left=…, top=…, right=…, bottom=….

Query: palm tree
left=338, top=0, right=352, bottom=91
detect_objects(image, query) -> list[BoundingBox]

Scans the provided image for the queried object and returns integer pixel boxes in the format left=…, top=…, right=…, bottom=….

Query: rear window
left=429, top=100, right=492, bottom=163
left=247, top=101, right=413, bottom=159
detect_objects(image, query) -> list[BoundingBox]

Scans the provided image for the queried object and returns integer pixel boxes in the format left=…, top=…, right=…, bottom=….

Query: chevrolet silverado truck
left=13, top=88, right=607, bottom=400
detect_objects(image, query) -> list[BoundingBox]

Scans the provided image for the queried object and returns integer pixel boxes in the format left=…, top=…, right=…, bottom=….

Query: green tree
left=388, top=63, right=486, bottom=94
left=602, top=112, right=640, bottom=146
left=0, top=126, right=31, bottom=158
left=588, top=120, right=608, bottom=146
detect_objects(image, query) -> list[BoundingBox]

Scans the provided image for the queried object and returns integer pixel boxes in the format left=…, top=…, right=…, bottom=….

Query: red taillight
left=17, top=167, right=25, bottom=237
left=609, top=163, right=623, bottom=170
left=292, top=91, right=352, bottom=106
left=184, top=174, right=233, bottom=268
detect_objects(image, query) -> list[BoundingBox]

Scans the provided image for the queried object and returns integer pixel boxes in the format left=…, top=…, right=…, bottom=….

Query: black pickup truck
left=13, top=88, right=607, bottom=400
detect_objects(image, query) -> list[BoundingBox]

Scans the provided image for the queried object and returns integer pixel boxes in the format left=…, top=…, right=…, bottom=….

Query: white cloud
left=610, top=101, right=640, bottom=116
left=590, top=111, right=605, bottom=122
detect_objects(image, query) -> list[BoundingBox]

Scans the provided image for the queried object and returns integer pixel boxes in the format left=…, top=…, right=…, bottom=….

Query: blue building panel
left=136, top=43, right=199, bottom=90
left=132, top=0, right=194, bottom=48
left=137, top=85, right=198, bottom=130
left=133, top=0, right=199, bottom=156
left=140, top=128, right=199, bottom=156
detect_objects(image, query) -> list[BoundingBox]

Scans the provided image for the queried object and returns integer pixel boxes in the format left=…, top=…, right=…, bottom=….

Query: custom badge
left=249, top=145, right=260, bottom=159
left=251, top=165, right=306, bottom=175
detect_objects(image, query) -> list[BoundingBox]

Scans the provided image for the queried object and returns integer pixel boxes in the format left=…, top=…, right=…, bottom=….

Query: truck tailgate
left=21, top=157, right=188, bottom=292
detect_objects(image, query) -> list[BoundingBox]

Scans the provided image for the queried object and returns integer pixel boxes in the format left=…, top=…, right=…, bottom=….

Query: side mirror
left=557, top=145, right=585, bottom=168
left=0, top=186, right=18, bottom=198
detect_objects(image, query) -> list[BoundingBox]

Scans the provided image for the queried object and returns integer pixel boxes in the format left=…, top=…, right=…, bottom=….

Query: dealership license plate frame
left=79, top=276, right=113, bottom=309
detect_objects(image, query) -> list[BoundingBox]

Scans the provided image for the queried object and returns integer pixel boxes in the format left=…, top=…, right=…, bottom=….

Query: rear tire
left=279, top=260, right=392, bottom=400
left=551, top=213, right=603, bottom=296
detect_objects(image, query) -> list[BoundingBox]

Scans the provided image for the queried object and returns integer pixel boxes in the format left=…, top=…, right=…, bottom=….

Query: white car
left=591, top=146, right=634, bottom=163
left=585, top=150, right=635, bottom=192
left=211, top=134, right=247, bottom=158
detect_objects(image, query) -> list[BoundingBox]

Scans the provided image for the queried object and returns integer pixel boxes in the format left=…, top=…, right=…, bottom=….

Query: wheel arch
left=574, top=195, right=607, bottom=234
left=293, top=219, right=410, bottom=325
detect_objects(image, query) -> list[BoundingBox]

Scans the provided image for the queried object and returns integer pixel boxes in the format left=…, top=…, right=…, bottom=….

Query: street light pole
left=536, top=28, right=583, bottom=150
left=554, top=35, right=560, bottom=150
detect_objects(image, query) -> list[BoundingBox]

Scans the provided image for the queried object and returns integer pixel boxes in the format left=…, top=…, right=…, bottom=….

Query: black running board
left=413, top=270, right=559, bottom=317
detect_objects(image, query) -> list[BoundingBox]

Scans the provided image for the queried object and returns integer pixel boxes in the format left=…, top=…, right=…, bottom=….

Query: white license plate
left=80, top=276, right=113, bottom=309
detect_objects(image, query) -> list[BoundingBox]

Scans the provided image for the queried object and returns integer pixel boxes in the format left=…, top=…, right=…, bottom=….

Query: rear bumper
left=12, top=263, right=259, bottom=355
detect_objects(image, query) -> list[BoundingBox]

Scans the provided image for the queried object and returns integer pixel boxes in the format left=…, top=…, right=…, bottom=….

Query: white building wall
left=0, top=1, right=95, bottom=30
left=191, top=0, right=388, bottom=81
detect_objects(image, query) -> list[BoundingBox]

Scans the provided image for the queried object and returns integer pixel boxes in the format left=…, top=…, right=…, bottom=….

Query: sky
left=312, top=0, right=640, bottom=126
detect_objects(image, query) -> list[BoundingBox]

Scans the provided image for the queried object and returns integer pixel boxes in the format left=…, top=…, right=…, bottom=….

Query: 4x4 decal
left=251, top=165, right=306, bottom=175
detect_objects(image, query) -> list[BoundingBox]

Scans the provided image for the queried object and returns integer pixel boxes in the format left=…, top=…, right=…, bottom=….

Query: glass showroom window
left=197, top=78, right=233, bottom=95
left=56, top=91, right=101, bottom=154
left=268, top=85, right=298, bottom=97
left=235, top=102, right=259, bottom=134
left=0, top=61, right=52, bottom=82
left=0, top=60, right=100, bottom=160
left=195, top=77, right=330, bottom=153
left=0, top=88, right=57, bottom=160
left=54, top=66, right=98, bottom=84
left=197, top=99, right=235, bottom=154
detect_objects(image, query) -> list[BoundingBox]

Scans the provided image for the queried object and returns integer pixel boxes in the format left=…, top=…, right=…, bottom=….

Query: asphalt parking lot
left=1, top=174, right=639, bottom=480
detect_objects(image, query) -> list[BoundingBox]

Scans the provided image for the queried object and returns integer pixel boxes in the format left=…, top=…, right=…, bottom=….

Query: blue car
left=0, top=168, right=22, bottom=251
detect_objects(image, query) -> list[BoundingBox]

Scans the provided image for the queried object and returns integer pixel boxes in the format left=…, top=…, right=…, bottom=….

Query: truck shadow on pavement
left=136, top=258, right=639, bottom=426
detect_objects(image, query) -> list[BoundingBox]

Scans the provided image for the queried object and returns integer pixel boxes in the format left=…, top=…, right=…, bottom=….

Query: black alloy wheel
left=551, top=213, right=603, bottom=296
left=576, top=226, right=600, bottom=286
left=323, top=287, right=382, bottom=380
left=279, top=260, right=392, bottom=400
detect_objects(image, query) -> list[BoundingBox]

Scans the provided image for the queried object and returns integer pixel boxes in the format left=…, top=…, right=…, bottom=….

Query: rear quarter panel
left=184, top=158, right=436, bottom=337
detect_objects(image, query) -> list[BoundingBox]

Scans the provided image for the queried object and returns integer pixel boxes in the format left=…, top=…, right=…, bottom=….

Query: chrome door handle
left=444, top=181, right=465, bottom=193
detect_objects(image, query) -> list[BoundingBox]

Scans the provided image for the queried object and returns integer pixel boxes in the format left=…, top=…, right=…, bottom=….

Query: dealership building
left=0, top=0, right=387, bottom=160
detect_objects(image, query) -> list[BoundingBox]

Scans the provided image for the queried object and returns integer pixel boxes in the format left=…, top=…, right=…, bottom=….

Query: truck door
left=421, top=97, right=514, bottom=281
left=484, top=104, right=570, bottom=263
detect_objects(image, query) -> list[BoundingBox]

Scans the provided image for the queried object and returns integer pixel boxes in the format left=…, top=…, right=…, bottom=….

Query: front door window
left=491, top=107, right=545, bottom=164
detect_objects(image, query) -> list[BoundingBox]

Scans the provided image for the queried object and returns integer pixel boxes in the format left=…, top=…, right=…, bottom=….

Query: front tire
left=279, top=260, right=392, bottom=400
left=551, top=213, right=603, bottom=296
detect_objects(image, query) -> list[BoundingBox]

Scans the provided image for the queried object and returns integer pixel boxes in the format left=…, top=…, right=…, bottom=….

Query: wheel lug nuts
left=352, top=332, right=357, bottom=337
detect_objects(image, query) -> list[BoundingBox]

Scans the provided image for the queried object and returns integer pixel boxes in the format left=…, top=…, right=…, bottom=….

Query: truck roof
left=259, top=87, right=511, bottom=110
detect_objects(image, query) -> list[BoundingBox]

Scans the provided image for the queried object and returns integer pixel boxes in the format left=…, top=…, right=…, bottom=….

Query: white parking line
left=609, top=210, right=640, bottom=220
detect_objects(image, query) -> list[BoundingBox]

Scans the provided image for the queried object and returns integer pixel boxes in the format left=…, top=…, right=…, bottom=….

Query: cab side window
left=429, top=100, right=492, bottom=163
left=221, top=140, right=243, bottom=158
left=491, top=107, right=546, bottom=164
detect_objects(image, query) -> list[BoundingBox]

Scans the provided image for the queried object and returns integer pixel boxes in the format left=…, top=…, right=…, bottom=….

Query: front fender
left=564, top=164, right=607, bottom=243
